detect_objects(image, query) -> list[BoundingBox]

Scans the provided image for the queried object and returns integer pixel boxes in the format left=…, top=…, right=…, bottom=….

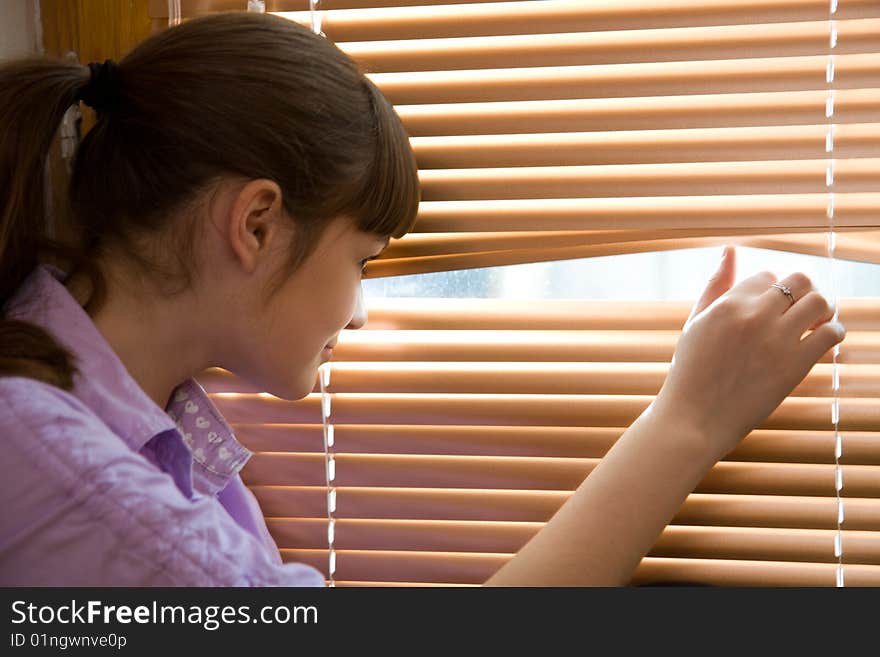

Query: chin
left=253, top=366, right=318, bottom=402
left=261, top=383, right=313, bottom=402
left=288, top=373, right=320, bottom=401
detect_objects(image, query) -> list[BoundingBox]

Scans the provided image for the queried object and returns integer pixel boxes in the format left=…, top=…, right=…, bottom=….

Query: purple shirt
left=0, top=264, right=325, bottom=586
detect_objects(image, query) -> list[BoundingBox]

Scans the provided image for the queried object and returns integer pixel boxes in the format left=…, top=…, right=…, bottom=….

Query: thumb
left=686, top=245, right=737, bottom=324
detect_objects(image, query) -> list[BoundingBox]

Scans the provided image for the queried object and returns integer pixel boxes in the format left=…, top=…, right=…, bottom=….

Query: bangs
left=347, top=79, right=420, bottom=240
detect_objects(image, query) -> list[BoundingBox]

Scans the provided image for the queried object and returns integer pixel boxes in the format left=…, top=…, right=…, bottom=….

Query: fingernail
left=832, top=321, right=846, bottom=339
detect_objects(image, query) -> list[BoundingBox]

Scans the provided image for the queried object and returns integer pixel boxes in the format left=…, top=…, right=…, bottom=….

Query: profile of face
left=214, top=180, right=388, bottom=401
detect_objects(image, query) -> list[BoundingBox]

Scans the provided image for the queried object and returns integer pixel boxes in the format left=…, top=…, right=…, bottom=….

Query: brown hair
left=0, top=12, right=419, bottom=391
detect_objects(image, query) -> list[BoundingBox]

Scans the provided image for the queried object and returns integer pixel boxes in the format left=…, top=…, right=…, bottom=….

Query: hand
left=651, top=246, right=846, bottom=462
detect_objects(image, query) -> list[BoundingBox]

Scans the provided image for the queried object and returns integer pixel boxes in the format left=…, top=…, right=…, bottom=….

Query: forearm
left=484, top=403, right=718, bottom=586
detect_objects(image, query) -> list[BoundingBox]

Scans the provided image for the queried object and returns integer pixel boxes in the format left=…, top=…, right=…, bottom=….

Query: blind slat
left=344, top=18, right=880, bottom=73
left=205, top=330, right=880, bottom=364
left=398, top=89, right=880, bottom=136
left=278, top=549, right=880, bottom=586
left=151, top=0, right=880, bottom=22
left=413, top=194, right=880, bottom=232
left=418, top=159, right=880, bottom=201
left=241, top=454, right=880, bottom=497
left=234, top=424, right=880, bottom=465
left=370, top=54, right=878, bottom=105
left=412, top=124, right=880, bottom=168
left=381, top=228, right=866, bottom=260
left=253, top=487, right=880, bottom=530
left=280, top=548, right=504, bottom=584
left=276, top=0, right=880, bottom=42
left=147, top=0, right=518, bottom=17
left=218, top=393, right=880, bottom=430
left=633, top=557, right=880, bottom=586
left=333, top=581, right=477, bottom=586
left=202, top=362, right=880, bottom=397
left=358, top=297, right=880, bottom=331
left=268, top=518, right=880, bottom=565
left=367, top=232, right=880, bottom=274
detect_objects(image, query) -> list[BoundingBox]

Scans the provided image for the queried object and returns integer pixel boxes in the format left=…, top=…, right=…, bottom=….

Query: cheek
left=295, top=275, right=358, bottom=341
left=313, top=273, right=360, bottom=329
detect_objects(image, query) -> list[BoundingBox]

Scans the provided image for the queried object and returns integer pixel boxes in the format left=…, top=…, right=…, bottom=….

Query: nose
left=345, top=283, right=368, bottom=331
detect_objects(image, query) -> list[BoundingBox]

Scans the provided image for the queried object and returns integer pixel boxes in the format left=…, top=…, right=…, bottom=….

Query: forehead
left=324, top=216, right=390, bottom=249
left=340, top=219, right=390, bottom=246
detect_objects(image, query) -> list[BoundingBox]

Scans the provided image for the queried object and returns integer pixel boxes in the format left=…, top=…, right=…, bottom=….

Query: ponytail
left=0, top=58, right=91, bottom=390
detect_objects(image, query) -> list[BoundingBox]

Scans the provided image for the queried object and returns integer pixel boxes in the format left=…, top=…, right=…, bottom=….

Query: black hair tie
left=79, top=59, right=119, bottom=113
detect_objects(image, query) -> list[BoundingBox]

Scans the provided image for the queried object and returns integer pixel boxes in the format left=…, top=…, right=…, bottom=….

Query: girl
left=0, top=12, right=845, bottom=586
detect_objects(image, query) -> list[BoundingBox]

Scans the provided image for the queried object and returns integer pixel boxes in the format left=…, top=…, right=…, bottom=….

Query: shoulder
left=0, top=374, right=97, bottom=421
left=0, top=376, right=187, bottom=584
left=0, top=375, right=128, bottom=473
left=0, top=376, right=325, bottom=587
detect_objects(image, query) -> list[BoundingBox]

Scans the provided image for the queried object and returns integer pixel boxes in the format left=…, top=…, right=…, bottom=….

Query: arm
left=485, top=402, right=713, bottom=586
left=486, top=246, right=845, bottom=586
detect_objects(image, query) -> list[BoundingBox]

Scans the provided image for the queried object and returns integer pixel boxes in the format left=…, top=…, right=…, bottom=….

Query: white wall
left=0, top=0, right=39, bottom=61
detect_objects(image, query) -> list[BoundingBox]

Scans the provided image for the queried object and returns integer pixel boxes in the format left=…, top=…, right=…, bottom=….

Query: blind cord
left=320, top=364, right=337, bottom=587
left=167, top=0, right=181, bottom=27
left=310, top=0, right=325, bottom=37
left=826, top=0, right=844, bottom=588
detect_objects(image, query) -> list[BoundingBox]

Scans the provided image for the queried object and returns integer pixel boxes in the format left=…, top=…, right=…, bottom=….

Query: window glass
left=363, top=247, right=880, bottom=302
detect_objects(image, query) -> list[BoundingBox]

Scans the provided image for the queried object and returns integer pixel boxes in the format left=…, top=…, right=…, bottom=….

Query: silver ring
left=771, top=282, right=795, bottom=306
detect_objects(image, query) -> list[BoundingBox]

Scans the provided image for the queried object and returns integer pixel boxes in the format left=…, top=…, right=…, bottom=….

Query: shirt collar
left=3, top=264, right=251, bottom=493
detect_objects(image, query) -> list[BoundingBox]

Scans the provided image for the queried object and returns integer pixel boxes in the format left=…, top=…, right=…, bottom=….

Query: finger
left=687, top=246, right=737, bottom=323
left=728, top=268, right=778, bottom=298
left=782, top=290, right=836, bottom=338
left=799, top=319, right=846, bottom=365
left=761, top=271, right=815, bottom=314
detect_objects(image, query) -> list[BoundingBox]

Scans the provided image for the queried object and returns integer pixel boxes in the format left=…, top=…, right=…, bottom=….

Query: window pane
left=363, top=247, right=880, bottom=301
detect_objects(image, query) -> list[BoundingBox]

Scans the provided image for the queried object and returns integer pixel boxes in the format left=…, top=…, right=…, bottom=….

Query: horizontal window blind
left=198, top=298, right=880, bottom=586
left=153, top=0, right=880, bottom=585
left=154, top=0, right=880, bottom=276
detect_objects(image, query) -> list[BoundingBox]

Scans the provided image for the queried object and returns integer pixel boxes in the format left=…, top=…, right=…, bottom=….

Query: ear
left=226, top=178, right=285, bottom=274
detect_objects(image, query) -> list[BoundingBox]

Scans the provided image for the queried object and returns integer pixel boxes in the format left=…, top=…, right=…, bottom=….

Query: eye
left=360, top=242, right=388, bottom=276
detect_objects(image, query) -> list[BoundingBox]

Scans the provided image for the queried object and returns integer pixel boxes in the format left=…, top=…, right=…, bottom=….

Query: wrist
left=637, top=395, right=725, bottom=470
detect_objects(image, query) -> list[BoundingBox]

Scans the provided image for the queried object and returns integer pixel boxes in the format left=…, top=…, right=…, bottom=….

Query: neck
left=64, top=264, right=213, bottom=410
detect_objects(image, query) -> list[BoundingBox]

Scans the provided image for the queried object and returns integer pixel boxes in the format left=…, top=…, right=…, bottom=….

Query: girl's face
left=221, top=212, right=388, bottom=401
